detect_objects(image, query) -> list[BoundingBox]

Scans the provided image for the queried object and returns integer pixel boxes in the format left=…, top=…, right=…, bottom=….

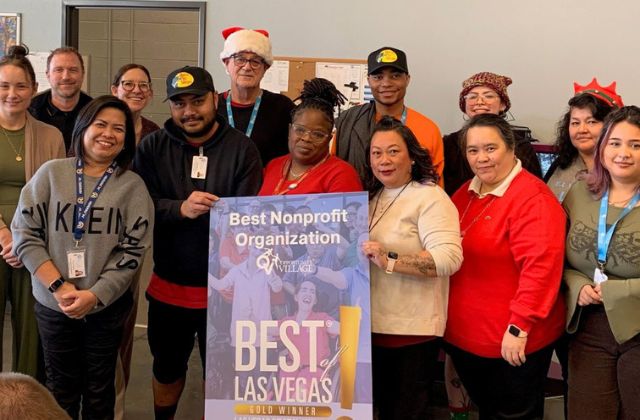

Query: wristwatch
left=385, top=251, right=398, bottom=274
left=48, top=277, right=65, bottom=293
left=508, top=324, right=528, bottom=338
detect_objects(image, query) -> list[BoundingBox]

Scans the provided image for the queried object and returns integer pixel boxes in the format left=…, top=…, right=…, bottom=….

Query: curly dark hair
left=364, top=116, right=438, bottom=197
left=291, top=78, right=347, bottom=127
left=553, top=93, right=615, bottom=170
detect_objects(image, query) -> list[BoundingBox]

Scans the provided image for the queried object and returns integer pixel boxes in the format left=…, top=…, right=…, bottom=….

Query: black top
left=443, top=126, right=543, bottom=196
left=29, top=90, right=93, bottom=152
left=133, top=115, right=263, bottom=287
left=217, top=89, right=294, bottom=166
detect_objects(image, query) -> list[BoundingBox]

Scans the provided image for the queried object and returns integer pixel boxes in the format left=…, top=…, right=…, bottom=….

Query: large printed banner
left=205, top=192, right=372, bottom=420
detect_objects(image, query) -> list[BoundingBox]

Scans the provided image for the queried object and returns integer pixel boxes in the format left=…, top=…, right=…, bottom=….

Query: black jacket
left=29, top=90, right=93, bottom=152
left=133, top=115, right=262, bottom=287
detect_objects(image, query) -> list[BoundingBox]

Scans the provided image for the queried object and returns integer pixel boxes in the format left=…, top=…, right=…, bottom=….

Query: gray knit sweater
left=12, top=158, right=154, bottom=312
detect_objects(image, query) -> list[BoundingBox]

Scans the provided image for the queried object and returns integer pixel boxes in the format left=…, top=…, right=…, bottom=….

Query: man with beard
left=133, top=66, right=262, bottom=419
left=334, top=46, right=444, bottom=186
left=29, top=47, right=92, bottom=151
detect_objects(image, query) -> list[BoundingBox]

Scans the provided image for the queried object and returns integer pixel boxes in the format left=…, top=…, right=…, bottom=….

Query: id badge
left=67, top=248, right=87, bottom=279
left=191, top=156, right=208, bottom=179
left=593, top=267, right=608, bottom=285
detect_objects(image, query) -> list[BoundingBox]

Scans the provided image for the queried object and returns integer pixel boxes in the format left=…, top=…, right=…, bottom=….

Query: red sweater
left=259, top=155, right=362, bottom=195
left=445, top=171, right=566, bottom=357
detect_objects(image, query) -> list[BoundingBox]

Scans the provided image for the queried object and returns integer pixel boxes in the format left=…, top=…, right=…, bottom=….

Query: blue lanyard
left=401, top=107, right=407, bottom=125
left=74, top=158, right=117, bottom=242
left=226, top=90, right=262, bottom=138
left=597, top=188, right=640, bottom=268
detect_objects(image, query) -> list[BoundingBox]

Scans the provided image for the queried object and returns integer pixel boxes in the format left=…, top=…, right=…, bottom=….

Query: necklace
left=368, top=182, right=411, bottom=232
left=459, top=195, right=497, bottom=237
left=272, top=155, right=330, bottom=195
left=608, top=187, right=640, bottom=207
left=289, top=165, right=303, bottom=179
left=1, top=126, right=24, bottom=162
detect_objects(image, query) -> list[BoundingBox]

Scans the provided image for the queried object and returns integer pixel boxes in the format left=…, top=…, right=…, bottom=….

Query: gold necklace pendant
left=1, top=126, right=25, bottom=162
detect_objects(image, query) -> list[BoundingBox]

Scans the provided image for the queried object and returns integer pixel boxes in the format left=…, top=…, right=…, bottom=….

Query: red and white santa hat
left=219, top=26, right=273, bottom=66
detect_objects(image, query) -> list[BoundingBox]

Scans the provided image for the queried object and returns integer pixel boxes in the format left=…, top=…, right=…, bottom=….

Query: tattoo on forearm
left=399, top=254, right=436, bottom=275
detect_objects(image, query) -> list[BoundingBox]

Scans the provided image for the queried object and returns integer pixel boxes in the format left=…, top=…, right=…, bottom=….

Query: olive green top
left=0, top=127, right=26, bottom=226
left=563, top=180, right=640, bottom=344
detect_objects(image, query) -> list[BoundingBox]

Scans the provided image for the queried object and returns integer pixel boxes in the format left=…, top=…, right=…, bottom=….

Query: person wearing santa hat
left=218, top=27, right=294, bottom=166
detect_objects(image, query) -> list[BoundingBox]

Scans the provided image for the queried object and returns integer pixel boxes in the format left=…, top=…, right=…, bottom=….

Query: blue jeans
left=35, top=292, right=132, bottom=420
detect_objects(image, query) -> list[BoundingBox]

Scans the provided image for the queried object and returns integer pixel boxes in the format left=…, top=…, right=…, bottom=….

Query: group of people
left=0, top=23, right=637, bottom=420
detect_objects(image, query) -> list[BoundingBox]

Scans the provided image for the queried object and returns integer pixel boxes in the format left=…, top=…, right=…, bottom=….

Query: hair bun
left=6, top=45, right=29, bottom=59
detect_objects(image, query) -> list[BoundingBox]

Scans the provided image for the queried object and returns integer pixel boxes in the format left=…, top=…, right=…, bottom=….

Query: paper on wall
left=261, top=60, right=289, bottom=93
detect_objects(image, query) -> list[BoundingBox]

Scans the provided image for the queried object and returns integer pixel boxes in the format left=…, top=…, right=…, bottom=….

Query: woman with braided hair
left=258, top=78, right=362, bottom=195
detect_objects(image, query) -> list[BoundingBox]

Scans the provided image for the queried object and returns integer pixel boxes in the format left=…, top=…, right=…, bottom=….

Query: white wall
left=8, top=0, right=640, bottom=143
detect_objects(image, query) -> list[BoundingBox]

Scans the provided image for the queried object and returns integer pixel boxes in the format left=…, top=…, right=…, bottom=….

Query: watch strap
left=48, top=277, right=65, bottom=293
left=385, top=251, right=398, bottom=274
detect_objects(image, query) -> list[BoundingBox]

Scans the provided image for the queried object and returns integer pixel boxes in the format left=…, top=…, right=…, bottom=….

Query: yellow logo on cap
left=377, top=49, right=398, bottom=64
left=172, top=72, right=194, bottom=88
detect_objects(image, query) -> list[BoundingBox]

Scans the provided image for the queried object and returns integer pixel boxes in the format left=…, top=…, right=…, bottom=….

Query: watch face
left=508, top=325, right=521, bottom=337
left=388, top=251, right=399, bottom=260
left=49, top=278, right=63, bottom=292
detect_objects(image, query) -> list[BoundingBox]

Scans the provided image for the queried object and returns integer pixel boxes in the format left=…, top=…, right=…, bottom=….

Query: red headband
left=574, top=78, right=623, bottom=108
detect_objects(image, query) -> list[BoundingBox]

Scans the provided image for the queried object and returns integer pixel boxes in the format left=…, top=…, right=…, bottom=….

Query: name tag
left=67, top=248, right=86, bottom=279
left=191, top=155, right=208, bottom=179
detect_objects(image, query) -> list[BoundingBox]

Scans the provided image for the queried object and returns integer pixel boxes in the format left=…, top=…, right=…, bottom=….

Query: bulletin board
left=261, top=56, right=368, bottom=110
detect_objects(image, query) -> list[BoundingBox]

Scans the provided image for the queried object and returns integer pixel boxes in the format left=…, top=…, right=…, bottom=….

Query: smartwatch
left=508, top=324, right=528, bottom=338
left=385, top=251, right=399, bottom=274
left=48, top=277, right=65, bottom=293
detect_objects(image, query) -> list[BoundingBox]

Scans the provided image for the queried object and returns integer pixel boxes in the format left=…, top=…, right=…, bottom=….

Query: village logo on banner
left=205, top=192, right=372, bottom=420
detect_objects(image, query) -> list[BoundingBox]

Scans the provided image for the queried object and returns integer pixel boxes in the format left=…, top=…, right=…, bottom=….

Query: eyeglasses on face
left=231, top=54, right=265, bottom=69
left=464, top=92, right=499, bottom=103
left=290, top=123, right=330, bottom=143
left=120, top=80, right=151, bottom=92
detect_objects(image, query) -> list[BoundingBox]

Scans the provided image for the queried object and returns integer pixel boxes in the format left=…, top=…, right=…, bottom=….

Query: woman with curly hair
left=546, top=79, right=623, bottom=202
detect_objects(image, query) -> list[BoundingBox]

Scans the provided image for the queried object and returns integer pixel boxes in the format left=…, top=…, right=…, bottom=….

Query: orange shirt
left=331, top=106, right=444, bottom=187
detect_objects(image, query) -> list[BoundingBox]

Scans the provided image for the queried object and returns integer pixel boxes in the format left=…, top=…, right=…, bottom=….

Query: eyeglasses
left=464, top=92, right=499, bottom=103
left=231, top=55, right=265, bottom=69
left=290, top=124, right=331, bottom=143
left=119, top=80, right=151, bottom=92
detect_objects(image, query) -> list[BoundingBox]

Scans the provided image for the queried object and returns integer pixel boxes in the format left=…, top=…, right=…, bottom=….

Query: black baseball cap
left=367, top=47, right=409, bottom=75
left=165, top=66, right=215, bottom=101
